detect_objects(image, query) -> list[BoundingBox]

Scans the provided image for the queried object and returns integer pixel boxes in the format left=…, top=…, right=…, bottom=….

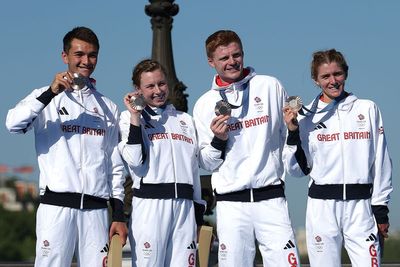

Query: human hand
left=378, top=223, right=389, bottom=239
left=50, top=71, right=74, bottom=94
left=283, top=106, right=299, bottom=131
left=109, top=221, right=128, bottom=246
left=123, top=92, right=145, bottom=126
left=210, top=114, right=230, bottom=140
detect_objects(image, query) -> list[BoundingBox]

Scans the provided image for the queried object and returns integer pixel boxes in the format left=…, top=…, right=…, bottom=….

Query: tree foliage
left=0, top=205, right=36, bottom=261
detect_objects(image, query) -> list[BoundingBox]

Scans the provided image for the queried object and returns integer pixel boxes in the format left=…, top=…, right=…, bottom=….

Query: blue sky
left=0, top=1, right=398, bottom=231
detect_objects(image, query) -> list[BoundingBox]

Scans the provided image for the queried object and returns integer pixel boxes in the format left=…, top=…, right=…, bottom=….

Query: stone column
left=145, top=0, right=188, bottom=112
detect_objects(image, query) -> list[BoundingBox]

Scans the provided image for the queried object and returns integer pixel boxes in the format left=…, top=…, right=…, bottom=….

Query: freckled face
left=314, top=62, right=346, bottom=103
left=208, top=42, right=244, bottom=84
left=136, top=69, right=169, bottom=107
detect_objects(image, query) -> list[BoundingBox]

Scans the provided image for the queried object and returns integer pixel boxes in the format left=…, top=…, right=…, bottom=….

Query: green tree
left=0, top=205, right=36, bottom=261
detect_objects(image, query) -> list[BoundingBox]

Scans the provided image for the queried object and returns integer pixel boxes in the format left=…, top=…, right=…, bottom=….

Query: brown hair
left=131, top=59, right=167, bottom=87
left=311, top=49, right=349, bottom=80
left=63, top=26, right=99, bottom=53
left=205, top=30, right=243, bottom=58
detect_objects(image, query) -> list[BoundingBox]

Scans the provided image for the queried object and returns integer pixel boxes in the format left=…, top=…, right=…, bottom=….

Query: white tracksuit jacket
left=283, top=93, right=392, bottom=212
left=118, top=105, right=207, bottom=266
left=193, top=67, right=288, bottom=193
left=118, top=104, right=203, bottom=206
left=283, top=93, right=392, bottom=267
left=6, top=85, right=125, bottom=205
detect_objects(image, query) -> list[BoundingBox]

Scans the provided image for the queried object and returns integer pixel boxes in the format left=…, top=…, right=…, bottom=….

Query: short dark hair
left=311, top=49, right=349, bottom=80
left=205, top=30, right=243, bottom=58
left=63, top=26, right=99, bottom=53
left=131, top=59, right=167, bottom=87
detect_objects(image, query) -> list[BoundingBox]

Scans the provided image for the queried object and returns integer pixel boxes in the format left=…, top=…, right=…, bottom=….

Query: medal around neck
left=130, top=95, right=146, bottom=111
left=286, top=96, right=303, bottom=112
left=215, top=100, right=231, bottom=116
left=72, top=73, right=87, bottom=90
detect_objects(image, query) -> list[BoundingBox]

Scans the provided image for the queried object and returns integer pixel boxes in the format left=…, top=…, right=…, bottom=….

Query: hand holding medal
left=284, top=96, right=302, bottom=131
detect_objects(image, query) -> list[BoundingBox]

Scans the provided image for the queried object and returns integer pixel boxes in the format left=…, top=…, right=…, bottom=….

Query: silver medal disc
left=286, top=96, right=303, bottom=112
left=71, top=73, right=87, bottom=90
left=215, top=100, right=232, bottom=116
left=130, top=95, right=146, bottom=111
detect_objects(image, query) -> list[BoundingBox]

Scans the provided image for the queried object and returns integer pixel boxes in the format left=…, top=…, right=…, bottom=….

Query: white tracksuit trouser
left=35, top=204, right=109, bottom=267
left=306, top=198, right=381, bottom=267
left=216, top=197, right=300, bottom=267
left=129, top=197, right=197, bottom=267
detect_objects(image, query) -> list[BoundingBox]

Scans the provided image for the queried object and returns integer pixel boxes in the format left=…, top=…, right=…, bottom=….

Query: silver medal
left=215, top=100, right=231, bottom=116
left=71, top=73, right=87, bottom=90
left=286, top=96, right=303, bottom=112
left=130, top=95, right=146, bottom=111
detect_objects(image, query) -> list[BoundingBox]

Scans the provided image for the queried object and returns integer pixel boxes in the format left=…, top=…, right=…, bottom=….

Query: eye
left=232, top=52, right=242, bottom=59
left=333, top=71, right=345, bottom=77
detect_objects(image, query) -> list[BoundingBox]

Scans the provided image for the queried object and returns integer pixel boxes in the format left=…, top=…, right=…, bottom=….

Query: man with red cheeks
left=194, top=30, right=300, bottom=267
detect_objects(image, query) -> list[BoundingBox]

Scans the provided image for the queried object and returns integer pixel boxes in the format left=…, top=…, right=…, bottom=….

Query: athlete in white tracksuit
left=193, top=30, right=300, bottom=267
left=5, top=27, right=127, bottom=267
left=118, top=59, right=212, bottom=267
left=283, top=49, right=392, bottom=267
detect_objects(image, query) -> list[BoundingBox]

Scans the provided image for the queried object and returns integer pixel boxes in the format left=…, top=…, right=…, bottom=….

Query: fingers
left=50, top=71, right=72, bottom=94
left=378, top=223, right=389, bottom=238
left=109, top=222, right=128, bottom=246
left=211, top=115, right=229, bottom=140
left=283, top=107, right=299, bottom=131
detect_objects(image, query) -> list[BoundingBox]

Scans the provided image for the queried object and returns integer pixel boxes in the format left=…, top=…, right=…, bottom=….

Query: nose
left=328, top=76, right=337, bottom=84
left=81, top=55, right=89, bottom=65
left=227, top=56, right=236, bottom=65
left=154, top=84, right=162, bottom=93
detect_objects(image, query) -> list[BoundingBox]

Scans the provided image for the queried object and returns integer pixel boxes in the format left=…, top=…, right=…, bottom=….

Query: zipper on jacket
left=78, top=89, right=85, bottom=209
left=337, top=107, right=347, bottom=200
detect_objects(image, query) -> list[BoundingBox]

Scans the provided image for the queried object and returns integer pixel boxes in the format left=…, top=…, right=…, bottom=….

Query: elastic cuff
left=36, top=87, right=58, bottom=105
left=110, top=198, right=125, bottom=222
left=127, top=124, right=142, bottom=144
left=287, top=128, right=301, bottom=145
left=211, top=136, right=227, bottom=152
left=372, top=205, right=389, bottom=224
left=194, top=202, right=206, bottom=226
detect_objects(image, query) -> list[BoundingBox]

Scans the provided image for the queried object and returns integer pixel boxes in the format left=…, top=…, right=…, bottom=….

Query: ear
left=207, top=57, right=215, bottom=68
left=313, top=80, right=320, bottom=87
left=61, top=51, right=68, bottom=64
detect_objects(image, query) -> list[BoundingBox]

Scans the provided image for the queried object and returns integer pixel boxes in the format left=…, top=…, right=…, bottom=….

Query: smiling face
left=62, top=38, right=98, bottom=77
left=136, top=69, right=169, bottom=108
left=314, top=61, right=346, bottom=103
left=207, top=42, right=244, bottom=84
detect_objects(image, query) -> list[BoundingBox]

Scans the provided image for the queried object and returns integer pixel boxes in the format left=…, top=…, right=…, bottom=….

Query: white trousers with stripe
left=129, top=197, right=197, bottom=267
left=216, top=197, right=300, bottom=267
left=34, top=204, right=109, bottom=267
left=306, top=198, right=381, bottom=267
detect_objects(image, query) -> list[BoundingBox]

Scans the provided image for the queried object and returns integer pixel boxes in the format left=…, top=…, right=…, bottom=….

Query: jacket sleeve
left=6, top=87, right=56, bottom=134
left=193, top=99, right=226, bottom=172
left=118, top=111, right=146, bottom=169
left=283, top=125, right=312, bottom=177
left=370, top=104, right=392, bottom=223
left=107, top=108, right=126, bottom=222
left=193, top=155, right=207, bottom=226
